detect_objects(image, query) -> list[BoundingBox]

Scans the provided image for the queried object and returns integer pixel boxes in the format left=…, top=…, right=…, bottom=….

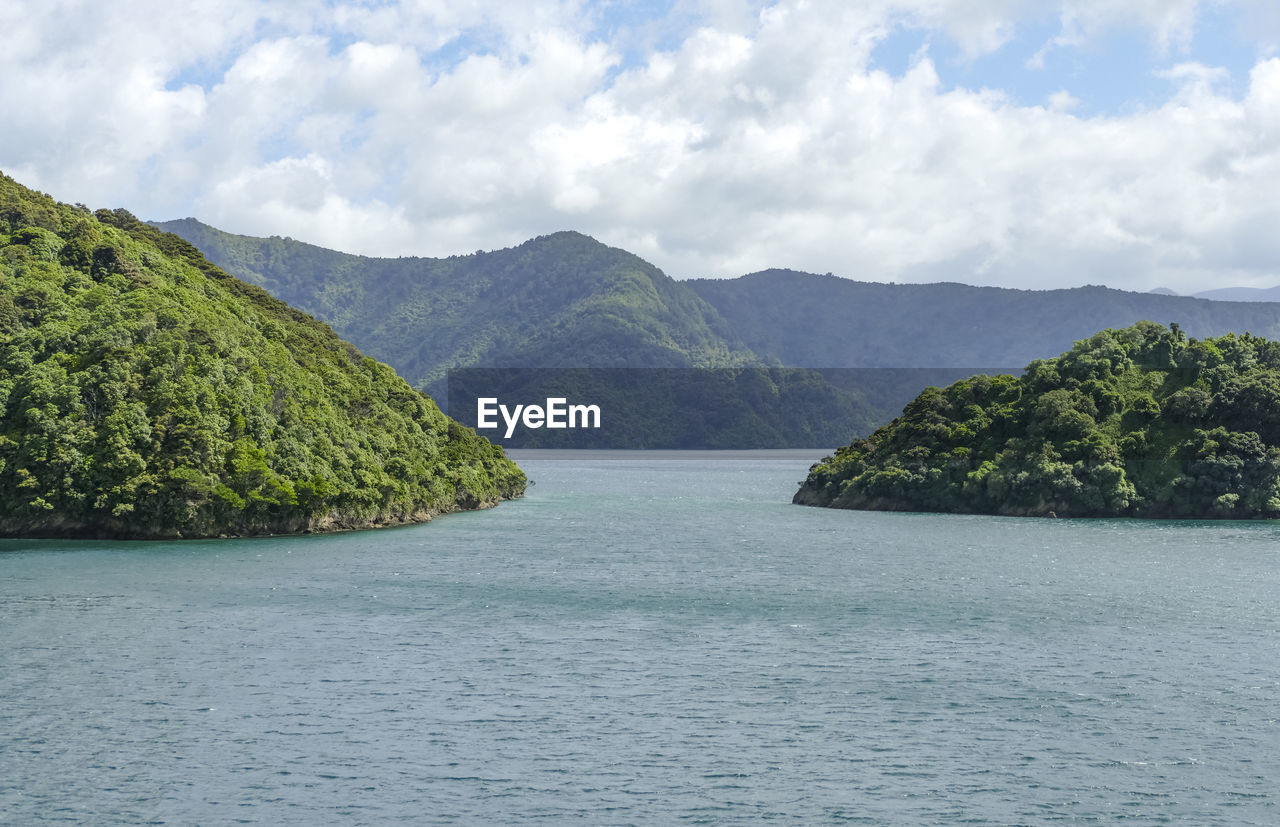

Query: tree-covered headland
left=0, top=173, right=524, bottom=539
left=796, top=322, right=1280, bottom=518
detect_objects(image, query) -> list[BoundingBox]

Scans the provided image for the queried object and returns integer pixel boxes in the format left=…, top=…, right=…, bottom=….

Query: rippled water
left=3, top=450, right=1280, bottom=824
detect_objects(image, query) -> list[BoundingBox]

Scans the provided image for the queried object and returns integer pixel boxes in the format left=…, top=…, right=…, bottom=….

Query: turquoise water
left=3, top=450, right=1280, bottom=824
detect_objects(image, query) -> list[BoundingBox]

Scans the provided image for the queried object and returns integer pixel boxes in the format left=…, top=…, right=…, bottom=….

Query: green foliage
left=797, top=322, right=1280, bottom=519
left=0, top=173, right=524, bottom=539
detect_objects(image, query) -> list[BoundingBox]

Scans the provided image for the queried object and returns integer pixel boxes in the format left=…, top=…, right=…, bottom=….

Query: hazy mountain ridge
left=687, top=270, right=1280, bottom=368
left=1192, top=285, right=1280, bottom=302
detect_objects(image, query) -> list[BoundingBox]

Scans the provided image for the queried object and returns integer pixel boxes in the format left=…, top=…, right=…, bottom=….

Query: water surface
left=3, top=451, right=1279, bottom=823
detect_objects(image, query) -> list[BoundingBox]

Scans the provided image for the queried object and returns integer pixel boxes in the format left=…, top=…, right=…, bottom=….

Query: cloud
left=5, top=0, right=1280, bottom=293
left=1052, top=0, right=1204, bottom=52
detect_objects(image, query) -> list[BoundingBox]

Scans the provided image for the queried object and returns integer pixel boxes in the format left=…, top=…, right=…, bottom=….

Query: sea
left=3, top=450, right=1279, bottom=824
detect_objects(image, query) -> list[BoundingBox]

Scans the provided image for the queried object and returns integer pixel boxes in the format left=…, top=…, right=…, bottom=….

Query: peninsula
left=796, top=322, right=1280, bottom=518
left=0, top=173, right=524, bottom=539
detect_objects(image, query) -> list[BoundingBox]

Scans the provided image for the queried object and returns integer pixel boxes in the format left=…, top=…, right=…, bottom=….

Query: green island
left=0, top=173, right=524, bottom=539
left=796, top=321, right=1280, bottom=518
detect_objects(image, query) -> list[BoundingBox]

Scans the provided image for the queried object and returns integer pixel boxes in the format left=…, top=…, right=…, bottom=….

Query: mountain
left=157, top=220, right=1280, bottom=447
left=796, top=322, right=1280, bottom=519
left=157, top=223, right=1280, bottom=376
left=152, top=220, right=755, bottom=398
left=687, top=270, right=1280, bottom=368
left=1193, top=286, right=1280, bottom=302
left=0, top=173, right=524, bottom=539
left=153, top=220, right=891, bottom=448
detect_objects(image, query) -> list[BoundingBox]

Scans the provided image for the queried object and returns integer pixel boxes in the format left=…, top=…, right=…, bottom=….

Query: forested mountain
left=796, top=322, right=1280, bottom=519
left=0, top=174, right=524, bottom=539
left=158, top=220, right=1280, bottom=448
left=154, top=220, right=755, bottom=397
left=162, top=220, right=1280, bottom=377
left=687, top=270, right=1280, bottom=368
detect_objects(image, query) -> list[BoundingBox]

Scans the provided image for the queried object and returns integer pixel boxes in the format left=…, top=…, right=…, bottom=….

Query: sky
left=5, top=0, right=1280, bottom=293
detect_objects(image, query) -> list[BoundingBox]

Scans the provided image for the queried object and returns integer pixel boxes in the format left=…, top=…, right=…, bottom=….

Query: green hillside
left=0, top=173, right=524, bottom=539
left=154, top=220, right=755, bottom=397
left=165, top=219, right=1280, bottom=379
left=159, top=221, right=1280, bottom=452
left=154, top=220, right=888, bottom=447
left=796, top=322, right=1280, bottom=518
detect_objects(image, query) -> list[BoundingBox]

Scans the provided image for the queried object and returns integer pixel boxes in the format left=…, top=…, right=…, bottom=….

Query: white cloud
left=1047, top=89, right=1080, bottom=110
left=893, top=0, right=1032, bottom=57
left=5, top=0, right=1280, bottom=294
left=1053, top=0, right=1204, bottom=52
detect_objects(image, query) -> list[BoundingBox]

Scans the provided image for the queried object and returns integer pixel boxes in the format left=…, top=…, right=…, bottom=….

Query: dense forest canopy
left=797, top=322, right=1280, bottom=518
left=0, top=173, right=524, bottom=539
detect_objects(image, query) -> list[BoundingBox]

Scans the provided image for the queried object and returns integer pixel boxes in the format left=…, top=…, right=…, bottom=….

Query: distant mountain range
left=153, top=218, right=1280, bottom=443
left=686, top=270, right=1280, bottom=366
left=1146, top=285, right=1280, bottom=302
left=1192, top=286, right=1280, bottom=302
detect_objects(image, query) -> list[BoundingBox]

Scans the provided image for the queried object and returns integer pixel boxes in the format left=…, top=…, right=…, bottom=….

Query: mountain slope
left=154, top=220, right=756, bottom=395
left=0, top=174, right=523, bottom=539
left=160, top=220, right=1280, bottom=450
left=162, top=224, right=1280, bottom=379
